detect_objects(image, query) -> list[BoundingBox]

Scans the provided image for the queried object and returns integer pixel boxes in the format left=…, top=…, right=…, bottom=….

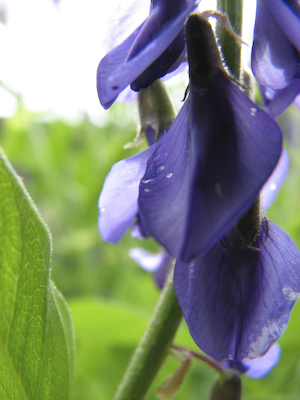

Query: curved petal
left=221, top=343, right=281, bottom=378
left=153, top=254, right=172, bottom=289
left=98, top=144, right=157, bottom=243
left=129, top=248, right=167, bottom=272
left=139, top=74, right=282, bottom=261
left=261, top=147, right=289, bottom=209
left=244, top=343, right=281, bottom=379
left=105, top=0, right=149, bottom=52
left=129, top=247, right=173, bottom=288
left=174, top=220, right=300, bottom=360
left=251, top=0, right=299, bottom=89
left=294, top=93, right=300, bottom=110
left=268, top=79, right=300, bottom=118
left=268, top=0, right=300, bottom=51
left=97, top=23, right=144, bottom=109
left=180, top=77, right=282, bottom=261
left=138, top=100, right=193, bottom=258
left=130, top=28, right=186, bottom=91
left=130, top=215, right=150, bottom=239
left=97, top=1, right=197, bottom=108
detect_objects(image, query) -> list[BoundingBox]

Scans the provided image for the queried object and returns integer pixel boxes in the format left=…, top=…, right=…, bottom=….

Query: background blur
left=1, top=0, right=300, bottom=399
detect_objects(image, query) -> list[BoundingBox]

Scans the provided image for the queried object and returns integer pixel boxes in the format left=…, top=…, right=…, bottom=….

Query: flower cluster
left=97, top=0, right=300, bottom=362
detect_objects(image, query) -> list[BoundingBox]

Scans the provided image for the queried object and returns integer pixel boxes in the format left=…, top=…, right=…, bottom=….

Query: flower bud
left=186, top=14, right=223, bottom=87
left=208, top=369, right=242, bottom=400
left=138, top=79, right=175, bottom=146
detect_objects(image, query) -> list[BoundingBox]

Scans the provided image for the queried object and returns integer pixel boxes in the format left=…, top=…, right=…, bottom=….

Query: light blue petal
left=98, top=145, right=157, bottom=243
left=244, top=343, right=281, bottom=379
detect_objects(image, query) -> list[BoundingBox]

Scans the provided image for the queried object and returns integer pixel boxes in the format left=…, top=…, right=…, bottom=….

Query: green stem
left=113, top=268, right=183, bottom=400
left=217, top=0, right=243, bottom=80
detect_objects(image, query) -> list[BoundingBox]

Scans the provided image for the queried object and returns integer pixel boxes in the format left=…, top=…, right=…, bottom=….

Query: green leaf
left=0, top=149, right=74, bottom=400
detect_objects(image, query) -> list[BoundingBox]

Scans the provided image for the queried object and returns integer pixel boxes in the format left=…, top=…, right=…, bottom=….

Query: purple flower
left=99, top=15, right=283, bottom=262
left=222, top=343, right=281, bottom=378
left=129, top=146, right=288, bottom=289
left=242, top=343, right=281, bottom=378
left=259, top=80, right=300, bottom=118
left=99, top=76, right=282, bottom=260
left=174, top=220, right=300, bottom=360
left=129, top=247, right=173, bottom=289
left=98, top=144, right=159, bottom=243
left=129, top=148, right=289, bottom=291
left=98, top=15, right=300, bottom=363
left=138, top=15, right=283, bottom=262
left=261, top=147, right=289, bottom=209
left=98, top=79, right=173, bottom=243
left=295, top=93, right=300, bottom=110
left=252, top=0, right=300, bottom=116
left=97, top=0, right=198, bottom=109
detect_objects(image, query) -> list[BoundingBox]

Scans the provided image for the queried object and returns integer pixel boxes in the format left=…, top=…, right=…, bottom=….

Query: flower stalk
left=217, top=0, right=243, bottom=80
left=113, top=268, right=183, bottom=400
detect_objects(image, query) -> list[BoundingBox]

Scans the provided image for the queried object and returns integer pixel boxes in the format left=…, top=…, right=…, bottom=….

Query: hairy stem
left=217, top=0, right=243, bottom=80
left=113, top=269, right=183, bottom=400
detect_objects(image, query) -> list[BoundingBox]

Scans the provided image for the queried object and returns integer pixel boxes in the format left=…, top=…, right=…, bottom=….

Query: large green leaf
left=0, top=149, right=74, bottom=400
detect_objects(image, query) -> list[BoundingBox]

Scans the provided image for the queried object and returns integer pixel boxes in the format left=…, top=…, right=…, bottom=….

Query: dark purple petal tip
left=97, top=0, right=198, bottom=109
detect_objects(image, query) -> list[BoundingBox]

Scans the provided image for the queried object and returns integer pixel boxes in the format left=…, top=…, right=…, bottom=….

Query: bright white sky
left=0, top=0, right=255, bottom=123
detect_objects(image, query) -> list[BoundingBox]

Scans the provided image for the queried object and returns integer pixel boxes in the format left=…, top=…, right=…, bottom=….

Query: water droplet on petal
left=250, top=107, right=257, bottom=117
left=158, top=164, right=165, bottom=172
left=166, top=173, right=173, bottom=178
left=141, top=178, right=154, bottom=184
left=144, top=188, right=151, bottom=193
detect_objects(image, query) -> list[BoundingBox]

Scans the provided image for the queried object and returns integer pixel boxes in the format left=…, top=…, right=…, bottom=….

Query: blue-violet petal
left=174, top=220, right=300, bottom=360
left=251, top=0, right=300, bottom=89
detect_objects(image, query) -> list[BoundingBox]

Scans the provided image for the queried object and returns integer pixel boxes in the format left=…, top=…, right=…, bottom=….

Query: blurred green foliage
left=0, top=101, right=300, bottom=400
